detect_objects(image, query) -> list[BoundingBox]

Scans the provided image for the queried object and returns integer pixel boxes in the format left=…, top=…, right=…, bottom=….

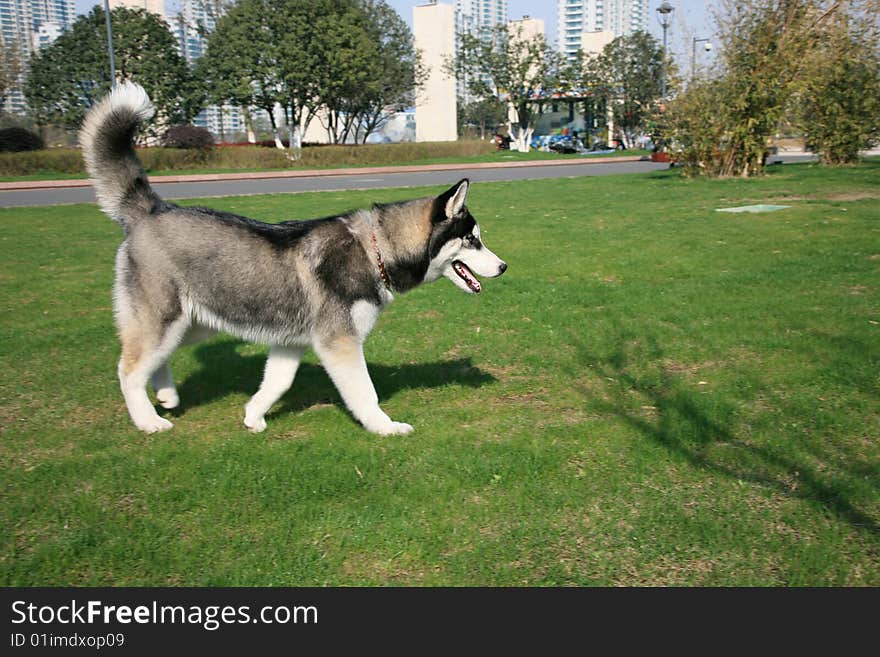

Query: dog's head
left=424, top=179, right=507, bottom=294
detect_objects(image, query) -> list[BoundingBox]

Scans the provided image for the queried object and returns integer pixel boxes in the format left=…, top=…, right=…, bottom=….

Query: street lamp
left=103, top=0, right=116, bottom=87
left=656, top=2, right=674, bottom=97
left=691, top=37, right=712, bottom=81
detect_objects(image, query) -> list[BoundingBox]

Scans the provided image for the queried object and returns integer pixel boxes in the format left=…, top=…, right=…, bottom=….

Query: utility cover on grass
left=715, top=204, right=791, bottom=213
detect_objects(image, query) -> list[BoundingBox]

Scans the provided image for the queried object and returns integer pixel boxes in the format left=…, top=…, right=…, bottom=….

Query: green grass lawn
left=1, top=161, right=878, bottom=585
left=0, top=148, right=650, bottom=182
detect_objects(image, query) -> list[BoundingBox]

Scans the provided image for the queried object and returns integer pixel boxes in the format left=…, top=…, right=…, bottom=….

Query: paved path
left=0, top=152, right=818, bottom=208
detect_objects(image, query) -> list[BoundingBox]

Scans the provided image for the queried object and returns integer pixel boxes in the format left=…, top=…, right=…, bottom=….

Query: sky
left=73, top=0, right=718, bottom=72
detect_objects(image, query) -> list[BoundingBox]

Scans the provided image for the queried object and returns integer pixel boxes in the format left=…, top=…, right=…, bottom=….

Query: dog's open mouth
left=453, top=260, right=481, bottom=293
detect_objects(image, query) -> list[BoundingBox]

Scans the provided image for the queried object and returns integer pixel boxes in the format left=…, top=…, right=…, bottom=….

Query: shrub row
left=0, top=140, right=495, bottom=177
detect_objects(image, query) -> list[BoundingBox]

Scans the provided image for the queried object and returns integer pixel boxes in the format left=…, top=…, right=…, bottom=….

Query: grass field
left=1, top=161, right=878, bottom=585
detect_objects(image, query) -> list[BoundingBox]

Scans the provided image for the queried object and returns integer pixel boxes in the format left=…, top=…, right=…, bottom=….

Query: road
left=0, top=153, right=817, bottom=208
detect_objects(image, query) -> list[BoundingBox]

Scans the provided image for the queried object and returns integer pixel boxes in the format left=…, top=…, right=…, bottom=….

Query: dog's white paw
left=137, top=416, right=173, bottom=434
left=374, top=421, right=414, bottom=436
left=155, top=388, right=179, bottom=409
left=244, top=415, right=267, bottom=433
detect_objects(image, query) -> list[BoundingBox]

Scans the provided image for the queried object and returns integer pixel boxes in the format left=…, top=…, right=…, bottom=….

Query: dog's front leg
left=314, top=336, right=413, bottom=436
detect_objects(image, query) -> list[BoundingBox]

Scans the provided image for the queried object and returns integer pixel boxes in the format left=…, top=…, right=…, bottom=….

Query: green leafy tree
left=795, top=1, right=880, bottom=164
left=24, top=7, right=203, bottom=135
left=202, top=0, right=420, bottom=152
left=591, top=31, right=666, bottom=148
left=307, top=0, right=372, bottom=144
left=661, top=0, right=837, bottom=177
left=272, top=0, right=334, bottom=153
left=202, top=0, right=350, bottom=154
left=199, top=0, right=287, bottom=147
left=451, top=23, right=563, bottom=152
left=346, top=0, right=422, bottom=144
left=459, top=96, right=507, bottom=139
left=307, top=0, right=420, bottom=145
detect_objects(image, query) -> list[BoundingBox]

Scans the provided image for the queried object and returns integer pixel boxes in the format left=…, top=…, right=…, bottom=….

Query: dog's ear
left=435, top=179, right=469, bottom=222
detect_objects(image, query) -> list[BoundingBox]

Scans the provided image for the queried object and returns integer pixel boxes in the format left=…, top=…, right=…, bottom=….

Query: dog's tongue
left=453, top=261, right=481, bottom=293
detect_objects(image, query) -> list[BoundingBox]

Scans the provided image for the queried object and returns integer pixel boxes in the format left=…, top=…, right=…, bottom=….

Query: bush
left=162, top=125, right=215, bottom=150
left=0, top=127, right=45, bottom=152
left=656, top=0, right=826, bottom=178
left=796, top=22, right=880, bottom=165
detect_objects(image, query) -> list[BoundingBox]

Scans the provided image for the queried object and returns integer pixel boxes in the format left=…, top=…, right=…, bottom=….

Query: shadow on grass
left=170, top=338, right=497, bottom=420
left=567, top=326, right=879, bottom=536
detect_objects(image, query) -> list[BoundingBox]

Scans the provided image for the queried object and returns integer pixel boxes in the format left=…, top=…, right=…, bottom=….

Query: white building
left=580, top=29, right=615, bottom=56
left=414, top=1, right=457, bottom=142
left=557, top=0, right=649, bottom=60
left=109, top=0, right=165, bottom=14
left=508, top=15, right=544, bottom=42
left=0, top=0, right=76, bottom=113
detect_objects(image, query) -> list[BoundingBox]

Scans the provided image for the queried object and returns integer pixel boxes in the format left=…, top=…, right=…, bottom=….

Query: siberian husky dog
left=80, top=83, right=507, bottom=435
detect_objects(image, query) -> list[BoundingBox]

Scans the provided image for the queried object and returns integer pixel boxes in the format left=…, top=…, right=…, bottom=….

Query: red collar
left=371, top=232, right=392, bottom=290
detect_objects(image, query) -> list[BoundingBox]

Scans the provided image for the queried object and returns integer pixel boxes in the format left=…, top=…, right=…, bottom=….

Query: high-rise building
left=173, top=0, right=244, bottom=139
left=453, top=0, right=507, bottom=102
left=557, top=0, right=649, bottom=60
left=454, top=0, right=507, bottom=38
left=173, top=0, right=210, bottom=65
left=0, top=0, right=76, bottom=113
left=28, top=0, right=75, bottom=30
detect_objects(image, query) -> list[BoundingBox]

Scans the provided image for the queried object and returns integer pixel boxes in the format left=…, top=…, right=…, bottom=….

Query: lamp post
left=656, top=2, right=674, bottom=97
left=691, top=37, right=712, bottom=81
left=103, top=0, right=116, bottom=87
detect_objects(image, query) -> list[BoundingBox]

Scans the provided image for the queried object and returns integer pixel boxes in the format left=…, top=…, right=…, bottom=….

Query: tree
left=309, top=0, right=421, bottom=145
left=660, top=0, right=840, bottom=177
left=795, top=1, right=880, bottom=164
left=270, top=0, right=351, bottom=154
left=308, top=0, right=374, bottom=144
left=202, top=0, right=344, bottom=154
left=345, top=0, right=422, bottom=144
left=24, top=7, right=203, bottom=135
left=199, top=0, right=287, bottom=147
left=202, top=0, right=421, bottom=152
left=591, top=31, right=666, bottom=149
left=459, top=96, right=507, bottom=139
left=452, top=23, right=563, bottom=152
left=174, top=0, right=257, bottom=142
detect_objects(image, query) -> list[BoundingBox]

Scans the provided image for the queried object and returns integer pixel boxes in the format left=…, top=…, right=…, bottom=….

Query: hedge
left=0, top=140, right=495, bottom=177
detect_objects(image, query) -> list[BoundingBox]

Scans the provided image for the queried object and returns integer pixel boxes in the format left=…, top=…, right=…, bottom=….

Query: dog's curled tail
left=79, top=82, right=162, bottom=228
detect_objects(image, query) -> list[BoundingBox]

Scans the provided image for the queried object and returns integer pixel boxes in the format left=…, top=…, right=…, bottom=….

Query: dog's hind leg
left=148, top=324, right=215, bottom=411
left=118, top=313, right=189, bottom=433
left=151, top=362, right=179, bottom=410
left=314, top=336, right=413, bottom=436
left=244, top=345, right=306, bottom=433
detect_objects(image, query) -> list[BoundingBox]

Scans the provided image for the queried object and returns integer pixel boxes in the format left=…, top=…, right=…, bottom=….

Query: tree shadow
left=566, top=323, right=879, bottom=536
left=167, top=338, right=497, bottom=420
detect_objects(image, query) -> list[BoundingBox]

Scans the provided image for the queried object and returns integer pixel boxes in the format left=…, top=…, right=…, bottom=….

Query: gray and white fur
left=80, top=82, right=507, bottom=435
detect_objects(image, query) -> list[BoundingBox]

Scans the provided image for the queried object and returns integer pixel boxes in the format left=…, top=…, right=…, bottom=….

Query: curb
left=0, top=155, right=648, bottom=192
